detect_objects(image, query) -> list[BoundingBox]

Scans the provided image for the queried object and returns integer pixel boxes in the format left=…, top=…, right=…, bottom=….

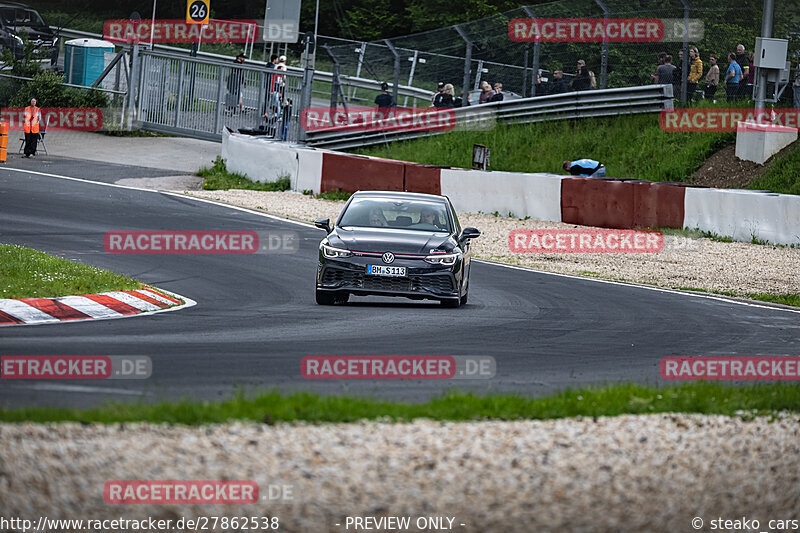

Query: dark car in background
left=0, top=2, right=56, bottom=61
left=315, top=191, right=480, bottom=307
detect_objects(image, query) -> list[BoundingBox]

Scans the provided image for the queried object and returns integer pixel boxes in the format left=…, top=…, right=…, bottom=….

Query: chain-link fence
left=318, top=0, right=799, bottom=103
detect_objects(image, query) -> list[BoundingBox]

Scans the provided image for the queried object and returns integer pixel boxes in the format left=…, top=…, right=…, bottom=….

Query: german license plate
left=367, top=265, right=407, bottom=277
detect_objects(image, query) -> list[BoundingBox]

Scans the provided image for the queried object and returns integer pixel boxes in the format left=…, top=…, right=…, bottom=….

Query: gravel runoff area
left=183, top=190, right=800, bottom=297
left=3, top=415, right=799, bottom=532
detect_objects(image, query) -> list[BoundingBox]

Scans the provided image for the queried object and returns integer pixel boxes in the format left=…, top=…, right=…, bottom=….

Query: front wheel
left=459, top=290, right=468, bottom=306
left=316, top=289, right=336, bottom=305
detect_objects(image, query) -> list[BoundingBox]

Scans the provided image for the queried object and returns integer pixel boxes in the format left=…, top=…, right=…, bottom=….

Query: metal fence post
left=594, top=0, right=609, bottom=89
left=214, top=64, right=224, bottom=134
left=174, top=60, right=185, bottom=128
left=454, top=25, right=472, bottom=101
left=474, top=60, right=483, bottom=90
left=680, top=0, right=690, bottom=105
left=755, top=0, right=775, bottom=110
left=127, top=42, right=140, bottom=130
left=384, top=39, right=400, bottom=108
left=522, top=7, right=541, bottom=96
left=350, top=41, right=366, bottom=101
left=298, top=35, right=315, bottom=143
left=523, top=48, right=529, bottom=97
left=405, top=49, right=419, bottom=106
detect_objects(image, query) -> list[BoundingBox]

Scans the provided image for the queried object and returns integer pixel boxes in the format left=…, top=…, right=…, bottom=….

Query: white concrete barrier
left=735, top=121, right=797, bottom=165
left=296, top=148, right=324, bottom=194
left=440, top=168, right=563, bottom=222
left=221, top=130, right=300, bottom=184
left=684, top=187, right=800, bottom=245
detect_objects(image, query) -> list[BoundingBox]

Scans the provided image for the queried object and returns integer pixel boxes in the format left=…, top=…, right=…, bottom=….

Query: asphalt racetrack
left=1, top=162, right=799, bottom=408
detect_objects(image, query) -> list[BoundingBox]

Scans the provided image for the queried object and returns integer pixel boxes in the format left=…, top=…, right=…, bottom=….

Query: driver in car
left=418, top=208, right=441, bottom=228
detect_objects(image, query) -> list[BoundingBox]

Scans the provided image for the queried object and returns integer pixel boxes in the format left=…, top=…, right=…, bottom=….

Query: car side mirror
left=314, top=218, right=332, bottom=233
left=459, top=227, right=481, bottom=241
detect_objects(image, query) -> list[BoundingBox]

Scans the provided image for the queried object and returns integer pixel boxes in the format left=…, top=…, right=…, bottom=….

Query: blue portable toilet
left=64, top=38, right=115, bottom=86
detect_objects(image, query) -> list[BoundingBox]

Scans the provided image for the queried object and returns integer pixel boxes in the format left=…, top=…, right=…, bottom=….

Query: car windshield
left=1, top=8, right=45, bottom=27
left=339, top=198, right=451, bottom=233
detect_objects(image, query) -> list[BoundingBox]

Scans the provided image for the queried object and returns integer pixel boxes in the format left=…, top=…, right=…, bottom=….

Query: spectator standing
left=549, top=70, right=568, bottom=94
left=725, top=53, right=743, bottom=102
left=23, top=97, right=41, bottom=158
left=563, top=158, right=605, bottom=178
left=704, top=53, right=720, bottom=101
left=746, top=52, right=755, bottom=99
left=432, top=82, right=445, bottom=107
left=375, top=82, right=393, bottom=108
left=651, top=52, right=666, bottom=83
left=263, top=54, right=279, bottom=120
left=571, top=59, right=591, bottom=91
left=437, top=83, right=455, bottom=108
left=478, top=81, right=495, bottom=104
left=687, top=47, right=703, bottom=102
left=735, top=44, right=750, bottom=100
left=489, top=83, right=504, bottom=102
left=657, top=54, right=677, bottom=86
left=226, top=52, right=247, bottom=113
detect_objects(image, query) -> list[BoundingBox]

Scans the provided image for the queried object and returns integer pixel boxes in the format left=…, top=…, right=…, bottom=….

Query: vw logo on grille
left=382, top=252, right=395, bottom=264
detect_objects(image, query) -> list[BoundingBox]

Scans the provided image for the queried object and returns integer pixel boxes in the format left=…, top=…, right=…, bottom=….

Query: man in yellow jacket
left=687, top=47, right=703, bottom=104
left=23, top=97, right=42, bottom=158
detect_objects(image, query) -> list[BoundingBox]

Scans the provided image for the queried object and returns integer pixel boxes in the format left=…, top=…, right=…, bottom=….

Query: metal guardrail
left=304, top=85, right=674, bottom=150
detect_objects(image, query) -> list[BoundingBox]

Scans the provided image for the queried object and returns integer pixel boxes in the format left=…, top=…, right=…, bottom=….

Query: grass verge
left=1, top=382, right=798, bottom=424
left=198, top=156, right=291, bottom=191
left=0, top=244, right=141, bottom=299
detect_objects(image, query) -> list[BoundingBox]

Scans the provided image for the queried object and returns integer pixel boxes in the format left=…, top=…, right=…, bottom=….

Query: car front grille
left=412, top=274, right=455, bottom=293
left=322, top=268, right=454, bottom=294
left=321, top=269, right=361, bottom=286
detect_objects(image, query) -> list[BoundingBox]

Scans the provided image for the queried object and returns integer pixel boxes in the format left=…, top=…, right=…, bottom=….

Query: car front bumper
left=317, top=259, right=460, bottom=301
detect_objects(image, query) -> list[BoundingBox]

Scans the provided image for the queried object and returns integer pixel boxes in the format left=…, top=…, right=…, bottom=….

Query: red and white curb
left=0, top=287, right=195, bottom=327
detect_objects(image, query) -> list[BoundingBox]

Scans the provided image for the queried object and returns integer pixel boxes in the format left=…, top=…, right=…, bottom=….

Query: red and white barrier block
left=0, top=287, right=193, bottom=327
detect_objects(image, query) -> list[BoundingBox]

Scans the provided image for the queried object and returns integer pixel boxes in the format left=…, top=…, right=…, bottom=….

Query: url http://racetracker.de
left=0, top=516, right=281, bottom=532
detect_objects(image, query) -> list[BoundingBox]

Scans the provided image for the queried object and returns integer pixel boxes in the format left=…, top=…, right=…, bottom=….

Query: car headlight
left=424, top=252, right=459, bottom=265
left=321, top=242, right=352, bottom=259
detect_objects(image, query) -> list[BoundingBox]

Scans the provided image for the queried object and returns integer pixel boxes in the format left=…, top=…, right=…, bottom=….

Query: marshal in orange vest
left=24, top=104, right=41, bottom=134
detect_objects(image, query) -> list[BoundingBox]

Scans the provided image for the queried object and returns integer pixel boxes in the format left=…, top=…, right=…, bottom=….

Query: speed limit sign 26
left=186, top=0, right=210, bottom=24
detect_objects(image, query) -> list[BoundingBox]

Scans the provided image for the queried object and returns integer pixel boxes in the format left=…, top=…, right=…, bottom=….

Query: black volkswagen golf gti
left=315, top=191, right=480, bottom=307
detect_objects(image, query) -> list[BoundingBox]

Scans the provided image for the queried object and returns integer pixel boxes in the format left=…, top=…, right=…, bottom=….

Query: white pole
left=149, top=0, right=156, bottom=50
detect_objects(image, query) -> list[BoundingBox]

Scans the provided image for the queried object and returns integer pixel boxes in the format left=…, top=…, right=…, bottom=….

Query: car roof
left=351, top=190, right=448, bottom=203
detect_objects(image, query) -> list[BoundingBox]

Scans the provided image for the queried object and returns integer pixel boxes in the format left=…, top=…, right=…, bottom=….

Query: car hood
left=330, top=227, right=455, bottom=255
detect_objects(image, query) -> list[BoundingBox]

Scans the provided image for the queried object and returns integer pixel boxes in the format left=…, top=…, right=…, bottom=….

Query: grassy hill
left=351, top=112, right=800, bottom=195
